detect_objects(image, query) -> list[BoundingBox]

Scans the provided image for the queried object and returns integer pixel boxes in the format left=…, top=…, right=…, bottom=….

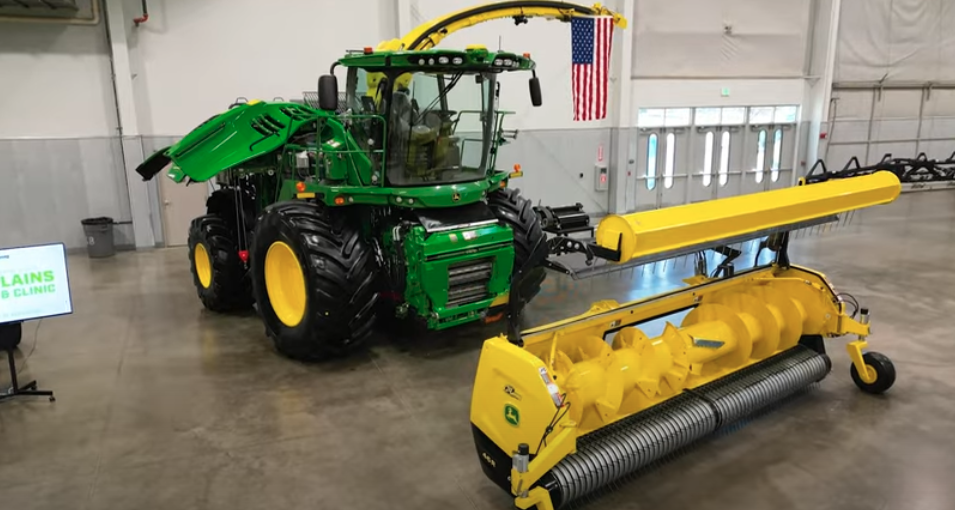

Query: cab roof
left=337, top=46, right=536, bottom=73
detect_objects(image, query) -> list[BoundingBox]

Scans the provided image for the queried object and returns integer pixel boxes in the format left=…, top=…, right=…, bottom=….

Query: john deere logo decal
left=452, top=192, right=461, bottom=202
left=504, top=404, right=520, bottom=427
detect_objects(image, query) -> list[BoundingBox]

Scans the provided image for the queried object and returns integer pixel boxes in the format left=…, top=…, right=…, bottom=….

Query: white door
left=714, top=127, right=746, bottom=199
left=633, top=129, right=661, bottom=210
left=768, top=125, right=796, bottom=189
left=160, top=178, right=209, bottom=246
left=689, top=128, right=718, bottom=203
left=742, top=125, right=773, bottom=194
left=658, top=128, right=691, bottom=208
left=633, top=127, right=691, bottom=209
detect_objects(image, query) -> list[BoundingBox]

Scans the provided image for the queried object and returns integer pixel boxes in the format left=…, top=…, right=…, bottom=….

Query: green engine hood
left=135, top=101, right=324, bottom=182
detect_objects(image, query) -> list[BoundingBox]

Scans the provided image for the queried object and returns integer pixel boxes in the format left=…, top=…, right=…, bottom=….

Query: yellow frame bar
left=596, top=172, right=901, bottom=264
left=378, top=2, right=628, bottom=51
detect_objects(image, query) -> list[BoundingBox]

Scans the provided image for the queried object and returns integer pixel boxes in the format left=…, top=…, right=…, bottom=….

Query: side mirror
left=318, top=75, right=339, bottom=111
left=529, top=76, right=542, bottom=107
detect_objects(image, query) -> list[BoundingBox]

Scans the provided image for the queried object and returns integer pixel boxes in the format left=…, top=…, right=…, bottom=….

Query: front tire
left=250, top=202, right=379, bottom=361
left=488, top=188, right=548, bottom=303
left=188, top=215, right=253, bottom=312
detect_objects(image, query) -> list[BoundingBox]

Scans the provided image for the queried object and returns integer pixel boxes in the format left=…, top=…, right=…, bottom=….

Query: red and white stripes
left=572, top=16, right=614, bottom=122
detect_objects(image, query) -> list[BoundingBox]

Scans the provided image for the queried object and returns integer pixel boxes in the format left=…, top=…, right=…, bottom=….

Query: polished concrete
left=1, top=191, right=954, bottom=510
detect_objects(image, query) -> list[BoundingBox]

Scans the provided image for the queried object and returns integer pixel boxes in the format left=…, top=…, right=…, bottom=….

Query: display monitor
left=0, top=243, right=73, bottom=324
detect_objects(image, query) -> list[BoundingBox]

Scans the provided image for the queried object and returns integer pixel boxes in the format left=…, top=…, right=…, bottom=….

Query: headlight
left=452, top=57, right=464, bottom=65
left=503, top=59, right=512, bottom=66
left=493, top=59, right=503, bottom=66
left=428, top=58, right=435, bottom=65
left=438, top=56, right=449, bottom=64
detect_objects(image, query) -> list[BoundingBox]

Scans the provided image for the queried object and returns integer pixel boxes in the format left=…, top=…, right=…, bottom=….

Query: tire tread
left=251, top=202, right=378, bottom=360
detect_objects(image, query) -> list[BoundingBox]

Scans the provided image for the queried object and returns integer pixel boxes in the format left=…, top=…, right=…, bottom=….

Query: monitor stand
left=0, top=322, right=55, bottom=403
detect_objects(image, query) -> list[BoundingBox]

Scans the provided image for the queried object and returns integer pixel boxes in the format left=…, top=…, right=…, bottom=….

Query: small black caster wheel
left=49, top=396, right=56, bottom=402
left=850, top=351, right=895, bottom=394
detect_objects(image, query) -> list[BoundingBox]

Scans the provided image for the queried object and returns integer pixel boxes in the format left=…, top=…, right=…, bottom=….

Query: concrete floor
left=2, top=191, right=954, bottom=510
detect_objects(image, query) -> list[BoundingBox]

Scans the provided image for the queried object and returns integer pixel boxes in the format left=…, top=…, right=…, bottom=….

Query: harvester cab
left=315, top=46, right=539, bottom=194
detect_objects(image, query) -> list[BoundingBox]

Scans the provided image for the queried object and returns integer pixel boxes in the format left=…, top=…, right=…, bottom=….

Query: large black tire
left=487, top=188, right=548, bottom=303
left=188, top=215, right=253, bottom=312
left=206, top=187, right=256, bottom=236
left=250, top=202, right=379, bottom=360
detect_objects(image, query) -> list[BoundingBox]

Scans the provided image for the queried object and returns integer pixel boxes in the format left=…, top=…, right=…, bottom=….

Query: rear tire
left=188, top=215, right=253, bottom=312
left=488, top=188, right=548, bottom=303
left=250, top=202, right=379, bottom=361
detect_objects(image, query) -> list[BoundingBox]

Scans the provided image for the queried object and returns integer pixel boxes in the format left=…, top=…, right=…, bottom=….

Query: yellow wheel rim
left=194, top=243, right=212, bottom=289
left=264, top=241, right=307, bottom=327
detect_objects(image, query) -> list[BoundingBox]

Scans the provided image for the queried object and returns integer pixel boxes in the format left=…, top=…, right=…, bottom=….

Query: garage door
left=825, top=87, right=955, bottom=170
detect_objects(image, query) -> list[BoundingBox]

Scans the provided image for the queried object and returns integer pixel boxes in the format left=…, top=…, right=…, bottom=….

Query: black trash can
left=81, top=217, right=115, bottom=258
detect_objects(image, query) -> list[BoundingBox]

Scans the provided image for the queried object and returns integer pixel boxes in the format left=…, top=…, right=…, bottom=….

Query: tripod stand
left=0, top=322, right=55, bottom=403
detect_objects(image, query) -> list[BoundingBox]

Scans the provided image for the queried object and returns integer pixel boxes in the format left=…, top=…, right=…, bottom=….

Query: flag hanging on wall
left=571, top=16, right=614, bottom=121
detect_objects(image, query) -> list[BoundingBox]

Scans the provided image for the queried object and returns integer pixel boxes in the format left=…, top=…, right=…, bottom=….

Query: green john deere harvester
left=135, top=2, right=627, bottom=360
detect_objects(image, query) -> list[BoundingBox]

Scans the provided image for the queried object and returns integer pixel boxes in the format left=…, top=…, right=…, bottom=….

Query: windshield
left=343, top=68, right=496, bottom=186
left=386, top=71, right=494, bottom=186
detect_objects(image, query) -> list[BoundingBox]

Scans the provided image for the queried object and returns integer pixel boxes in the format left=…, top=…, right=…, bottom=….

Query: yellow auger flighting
left=470, top=172, right=902, bottom=510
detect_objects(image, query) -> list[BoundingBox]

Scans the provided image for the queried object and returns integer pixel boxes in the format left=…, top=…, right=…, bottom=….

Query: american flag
left=571, top=16, right=614, bottom=121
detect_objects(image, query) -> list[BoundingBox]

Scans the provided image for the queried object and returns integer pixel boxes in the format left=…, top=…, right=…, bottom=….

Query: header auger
left=470, top=172, right=902, bottom=510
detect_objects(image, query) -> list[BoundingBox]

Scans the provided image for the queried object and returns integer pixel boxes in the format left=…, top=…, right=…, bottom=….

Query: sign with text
left=0, top=243, right=73, bottom=323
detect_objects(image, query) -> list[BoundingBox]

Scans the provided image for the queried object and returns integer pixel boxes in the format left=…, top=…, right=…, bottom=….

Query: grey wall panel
left=869, top=142, right=916, bottom=162
left=925, top=118, right=955, bottom=139
left=823, top=144, right=863, bottom=171
left=828, top=88, right=955, bottom=169
left=495, top=129, right=612, bottom=214
left=829, top=120, right=871, bottom=143
left=0, top=137, right=131, bottom=250
left=872, top=119, right=920, bottom=141
left=921, top=140, right=955, bottom=160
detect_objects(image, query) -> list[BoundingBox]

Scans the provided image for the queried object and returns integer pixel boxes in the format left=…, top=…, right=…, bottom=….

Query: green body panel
left=289, top=172, right=510, bottom=207
left=400, top=223, right=513, bottom=329
left=315, top=115, right=377, bottom=186
left=163, top=102, right=323, bottom=183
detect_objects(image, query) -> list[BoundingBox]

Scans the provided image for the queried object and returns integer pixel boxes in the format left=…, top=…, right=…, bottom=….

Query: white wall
left=0, top=22, right=116, bottom=137
left=628, top=0, right=813, bottom=113
left=632, top=0, right=811, bottom=79
left=631, top=79, right=807, bottom=110
left=836, top=0, right=955, bottom=83
left=125, top=0, right=398, bottom=136
left=825, top=0, right=955, bottom=166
